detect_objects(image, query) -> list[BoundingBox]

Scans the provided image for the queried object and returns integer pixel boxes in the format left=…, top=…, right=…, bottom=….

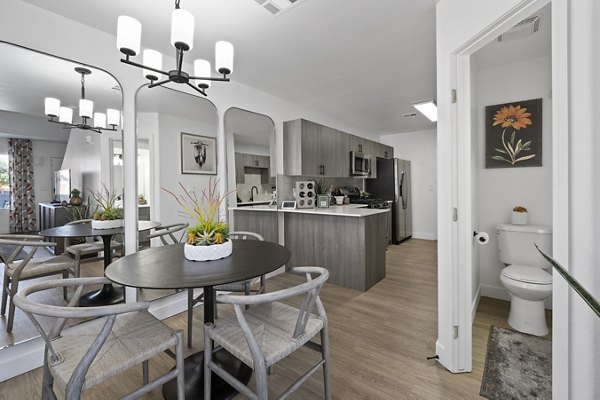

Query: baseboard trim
left=471, top=286, right=481, bottom=323
left=412, top=232, right=437, bottom=240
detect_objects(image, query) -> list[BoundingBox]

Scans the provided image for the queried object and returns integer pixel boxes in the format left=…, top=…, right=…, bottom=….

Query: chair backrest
left=0, top=235, right=51, bottom=266
left=218, top=266, right=328, bottom=339
left=147, top=223, right=189, bottom=245
left=229, top=231, right=264, bottom=241
left=13, top=277, right=149, bottom=365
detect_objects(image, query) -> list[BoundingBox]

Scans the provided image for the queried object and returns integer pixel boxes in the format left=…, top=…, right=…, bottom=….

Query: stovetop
left=348, top=197, right=390, bottom=208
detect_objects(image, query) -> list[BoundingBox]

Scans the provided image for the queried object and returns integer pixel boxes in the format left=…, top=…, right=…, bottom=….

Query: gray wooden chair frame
left=64, top=219, right=124, bottom=277
left=187, top=231, right=267, bottom=348
left=13, top=277, right=185, bottom=400
left=0, top=235, right=75, bottom=333
left=204, top=266, right=330, bottom=400
left=146, top=223, right=189, bottom=245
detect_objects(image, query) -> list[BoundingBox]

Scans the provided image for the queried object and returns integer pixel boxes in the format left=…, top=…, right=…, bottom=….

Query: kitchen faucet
left=250, top=186, right=259, bottom=202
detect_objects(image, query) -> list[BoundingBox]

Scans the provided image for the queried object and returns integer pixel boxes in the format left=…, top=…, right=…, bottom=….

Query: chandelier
left=44, top=67, right=120, bottom=134
left=116, top=0, right=234, bottom=97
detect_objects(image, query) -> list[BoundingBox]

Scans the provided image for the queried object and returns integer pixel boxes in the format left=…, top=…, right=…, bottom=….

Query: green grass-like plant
left=163, top=178, right=233, bottom=246
left=91, top=184, right=124, bottom=221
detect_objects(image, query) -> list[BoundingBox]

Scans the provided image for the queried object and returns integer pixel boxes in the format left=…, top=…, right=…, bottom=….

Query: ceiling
left=19, top=0, right=438, bottom=135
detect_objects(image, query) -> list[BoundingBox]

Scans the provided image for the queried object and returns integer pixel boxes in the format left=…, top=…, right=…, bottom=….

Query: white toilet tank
left=495, top=224, right=552, bottom=269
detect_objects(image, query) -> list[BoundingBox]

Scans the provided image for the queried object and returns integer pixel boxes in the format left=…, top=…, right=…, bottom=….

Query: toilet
left=495, top=223, right=552, bottom=336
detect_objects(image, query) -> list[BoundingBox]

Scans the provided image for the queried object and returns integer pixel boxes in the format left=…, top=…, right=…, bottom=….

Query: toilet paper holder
left=473, top=230, right=490, bottom=244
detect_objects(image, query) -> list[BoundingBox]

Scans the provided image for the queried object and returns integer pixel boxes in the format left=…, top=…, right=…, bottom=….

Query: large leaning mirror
left=136, top=86, right=218, bottom=302
left=225, top=108, right=276, bottom=207
left=0, top=42, right=123, bottom=349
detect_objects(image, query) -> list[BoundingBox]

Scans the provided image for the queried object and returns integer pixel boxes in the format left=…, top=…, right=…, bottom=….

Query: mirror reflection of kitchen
left=226, top=108, right=276, bottom=206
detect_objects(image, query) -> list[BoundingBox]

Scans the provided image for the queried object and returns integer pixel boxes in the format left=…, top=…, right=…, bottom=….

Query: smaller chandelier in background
left=116, top=0, right=233, bottom=96
left=44, top=67, right=120, bottom=134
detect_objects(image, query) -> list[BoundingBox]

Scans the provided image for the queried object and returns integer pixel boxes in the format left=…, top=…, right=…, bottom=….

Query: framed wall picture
left=485, top=98, right=543, bottom=168
left=180, top=132, right=217, bottom=175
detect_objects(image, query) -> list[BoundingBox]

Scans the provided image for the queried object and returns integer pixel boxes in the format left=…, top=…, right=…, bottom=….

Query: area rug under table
left=480, top=325, right=551, bottom=399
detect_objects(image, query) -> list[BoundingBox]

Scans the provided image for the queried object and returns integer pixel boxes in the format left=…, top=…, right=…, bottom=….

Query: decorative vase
left=91, top=219, right=124, bottom=230
left=511, top=211, right=528, bottom=225
left=184, top=240, right=233, bottom=261
left=69, top=196, right=83, bottom=206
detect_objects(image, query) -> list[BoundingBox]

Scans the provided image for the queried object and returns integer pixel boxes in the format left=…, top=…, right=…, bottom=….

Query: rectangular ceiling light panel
left=412, top=100, right=438, bottom=122
left=256, top=0, right=304, bottom=16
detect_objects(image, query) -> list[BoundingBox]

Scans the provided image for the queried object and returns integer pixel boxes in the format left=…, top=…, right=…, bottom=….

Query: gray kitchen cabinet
left=284, top=119, right=349, bottom=177
left=363, top=139, right=378, bottom=178
left=235, top=152, right=271, bottom=184
left=380, top=144, right=394, bottom=159
left=350, top=134, right=368, bottom=155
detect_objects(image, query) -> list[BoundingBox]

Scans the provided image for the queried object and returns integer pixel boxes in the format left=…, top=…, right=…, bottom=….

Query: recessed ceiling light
left=412, top=100, right=437, bottom=122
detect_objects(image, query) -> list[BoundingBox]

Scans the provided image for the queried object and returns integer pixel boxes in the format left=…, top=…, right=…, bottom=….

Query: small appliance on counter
left=294, top=180, right=315, bottom=208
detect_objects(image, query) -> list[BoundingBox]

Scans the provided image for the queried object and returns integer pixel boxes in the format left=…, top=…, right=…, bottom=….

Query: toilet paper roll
left=474, top=231, right=490, bottom=245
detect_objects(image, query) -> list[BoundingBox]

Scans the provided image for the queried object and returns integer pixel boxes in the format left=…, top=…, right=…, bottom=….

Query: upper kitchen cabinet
left=283, top=119, right=349, bottom=177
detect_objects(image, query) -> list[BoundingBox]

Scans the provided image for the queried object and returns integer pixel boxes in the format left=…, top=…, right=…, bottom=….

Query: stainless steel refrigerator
left=366, top=158, right=412, bottom=244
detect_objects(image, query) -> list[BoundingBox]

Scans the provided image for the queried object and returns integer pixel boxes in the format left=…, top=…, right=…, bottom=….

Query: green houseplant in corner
left=91, top=185, right=124, bottom=229
left=163, top=178, right=233, bottom=261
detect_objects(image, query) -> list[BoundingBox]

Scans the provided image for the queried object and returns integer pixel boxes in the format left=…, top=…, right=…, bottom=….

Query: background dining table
left=39, top=220, right=160, bottom=306
left=105, top=239, right=291, bottom=400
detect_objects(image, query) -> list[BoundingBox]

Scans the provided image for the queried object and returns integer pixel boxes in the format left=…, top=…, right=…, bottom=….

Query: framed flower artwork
left=485, top=98, right=543, bottom=168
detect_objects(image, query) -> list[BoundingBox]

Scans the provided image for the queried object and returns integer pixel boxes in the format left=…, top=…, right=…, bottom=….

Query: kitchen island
left=282, top=206, right=390, bottom=291
left=231, top=204, right=390, bottom=291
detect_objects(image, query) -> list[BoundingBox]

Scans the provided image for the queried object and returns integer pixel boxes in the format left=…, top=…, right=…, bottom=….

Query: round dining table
left=39, top=220, right=161, bottom=307
left=105, top=240, right=291, bottom=400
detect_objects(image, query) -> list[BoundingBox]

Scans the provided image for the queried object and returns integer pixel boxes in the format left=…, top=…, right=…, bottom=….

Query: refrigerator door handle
left=399, top=171, right=407, bottom=209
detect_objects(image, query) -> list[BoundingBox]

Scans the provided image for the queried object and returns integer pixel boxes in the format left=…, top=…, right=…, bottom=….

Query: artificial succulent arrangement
left=513, top=206, right=528, bottom=213
left=91, top=185, right=124, bottom=221
left=163, top=178, right=232, bottom=246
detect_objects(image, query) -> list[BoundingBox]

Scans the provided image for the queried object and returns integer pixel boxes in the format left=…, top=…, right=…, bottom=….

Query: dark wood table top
left=39, top=220, right=161, bottom=238
left=105, top=240, right=291, bottom=290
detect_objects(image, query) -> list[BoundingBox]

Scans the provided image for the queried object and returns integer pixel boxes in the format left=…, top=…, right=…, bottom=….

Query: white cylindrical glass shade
left=107, top=109, right=120, bottom=126
left=170, top=8, right=194, bottom=50
left=93, top=112, right=106, bottom=129
left=79, top=99, right=94, bottom=118
left=194, top=59, right=211, bottom=88
left=59, top=107, right=73, bottom=124
left=142, top=49, right=163, bottom=80
left=215, top=41, right=234, bottom=75
left=44, top=97, right=60, bottom=117
left=117, top=16, right=142, bottom=56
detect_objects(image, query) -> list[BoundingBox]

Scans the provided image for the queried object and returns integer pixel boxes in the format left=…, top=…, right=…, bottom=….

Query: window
left=0, top=154, right=9, bottom=209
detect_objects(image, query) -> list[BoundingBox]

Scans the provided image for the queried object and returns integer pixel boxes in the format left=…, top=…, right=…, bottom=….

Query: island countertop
left=231, top=203, right=389, bottom=217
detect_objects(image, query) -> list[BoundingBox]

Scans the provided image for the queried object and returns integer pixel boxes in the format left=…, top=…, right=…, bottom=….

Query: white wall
left=61, top=130, right=102, bottom=200
left=380, top=129, right=437, bottom=240
left=474, top=55, right=552, bottom=302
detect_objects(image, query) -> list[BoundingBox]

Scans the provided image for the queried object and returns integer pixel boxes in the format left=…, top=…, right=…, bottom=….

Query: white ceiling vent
left=497, top=15, right=541, bottom=42
left=254, top=0, right=305, bottom=16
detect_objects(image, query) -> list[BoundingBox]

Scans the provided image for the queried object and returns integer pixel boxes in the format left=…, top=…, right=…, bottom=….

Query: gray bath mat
left=480, top=326, right=551, bottom=399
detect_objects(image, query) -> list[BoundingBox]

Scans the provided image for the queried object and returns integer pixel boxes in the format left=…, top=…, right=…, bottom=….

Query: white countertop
left=280, top=204, right=390, bottom=217
left=231, top=203, right=390, bottom=217
left=236, top=201, right=271, bottom=206
left=231, top=204, right=278, bottom=212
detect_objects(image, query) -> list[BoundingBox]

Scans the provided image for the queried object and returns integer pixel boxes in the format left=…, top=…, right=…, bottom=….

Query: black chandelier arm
left=188, top=75, right=230, bottom=82
left=47, top=117, right=116, bottom=134
left=148, top=78, right=172, bottom=88
left=121, top=56, right=170, bottom=77
left=186, top=82, right=207, bottom=96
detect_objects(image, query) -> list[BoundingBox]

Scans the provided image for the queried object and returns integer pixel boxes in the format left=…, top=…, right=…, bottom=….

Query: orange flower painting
left=485, top=99, right=542, bottom=168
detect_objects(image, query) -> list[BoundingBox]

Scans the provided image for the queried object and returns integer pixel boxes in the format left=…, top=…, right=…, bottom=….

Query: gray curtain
left=8, top=138, right=36, bottom=232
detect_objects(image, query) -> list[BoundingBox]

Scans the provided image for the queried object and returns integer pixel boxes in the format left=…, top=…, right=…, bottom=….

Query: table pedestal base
left=162, top=349, right=252, bottom=400
left=79, top=284, right=124, bottom=307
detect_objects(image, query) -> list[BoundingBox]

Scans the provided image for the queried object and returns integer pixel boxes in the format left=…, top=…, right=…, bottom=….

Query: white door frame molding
left=443, top=0, right=569, bottom=397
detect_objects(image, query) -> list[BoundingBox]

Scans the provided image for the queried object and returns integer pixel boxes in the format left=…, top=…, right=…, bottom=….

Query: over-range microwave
left=350, top=151, right=371, bottom=176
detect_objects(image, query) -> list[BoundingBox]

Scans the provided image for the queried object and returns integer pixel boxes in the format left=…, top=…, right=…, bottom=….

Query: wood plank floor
left=0, top=239, right=552, bottom=399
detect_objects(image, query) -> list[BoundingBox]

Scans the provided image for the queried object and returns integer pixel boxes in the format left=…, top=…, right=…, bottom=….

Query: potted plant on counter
left=163, top=178, right=233, bottom=261
left=91, top=185, right=124, bottom=229
left=314, top=178, right=332, bottom=208
left=511, top=205, right=528, bottom=225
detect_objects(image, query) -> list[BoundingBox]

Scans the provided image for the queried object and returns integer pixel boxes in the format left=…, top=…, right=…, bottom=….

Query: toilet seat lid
left=502, top=264, right=553, bottom=284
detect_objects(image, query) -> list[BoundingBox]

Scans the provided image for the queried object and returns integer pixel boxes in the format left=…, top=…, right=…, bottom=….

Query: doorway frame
left=448, top=0, right=569, bottom=397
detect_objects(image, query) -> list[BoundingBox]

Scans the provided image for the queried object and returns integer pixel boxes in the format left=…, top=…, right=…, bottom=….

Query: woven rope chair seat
left=5, top=254, right=74, bottom=279
left=49, top=310, right=177, bottom=393
left=66, top=241, right=121, bottom=256
left=209, top=301, right=324, bottom=368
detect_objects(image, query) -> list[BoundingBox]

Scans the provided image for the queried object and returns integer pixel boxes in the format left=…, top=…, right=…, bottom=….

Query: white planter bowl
left=91, top=219, right=124, bottom=230
left=184, top=240, right=233, bottom=262
left=511, top=212, right=528, bottom=225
